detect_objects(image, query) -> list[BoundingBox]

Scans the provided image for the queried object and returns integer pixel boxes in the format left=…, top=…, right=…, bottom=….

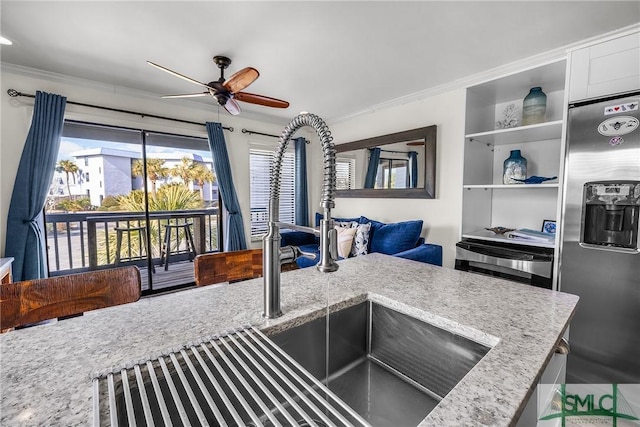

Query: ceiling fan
left=147, top=56, right=290, bottom=115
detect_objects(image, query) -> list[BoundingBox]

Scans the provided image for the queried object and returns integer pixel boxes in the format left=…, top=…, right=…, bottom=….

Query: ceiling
left=1, top=1, right=639, bottom=123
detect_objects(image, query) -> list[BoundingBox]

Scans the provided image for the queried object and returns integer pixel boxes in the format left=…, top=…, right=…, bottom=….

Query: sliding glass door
left=44, top=121, right=220, bottom=293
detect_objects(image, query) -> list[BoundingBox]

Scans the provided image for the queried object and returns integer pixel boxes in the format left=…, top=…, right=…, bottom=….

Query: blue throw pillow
left=362, top=216, right=423, bottom=255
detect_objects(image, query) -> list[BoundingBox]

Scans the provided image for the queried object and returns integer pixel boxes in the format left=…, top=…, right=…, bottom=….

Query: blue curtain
left=5, top=91, right=67, bottom=281
left=294, top=137, right=309, bottom=226
left=409, top=151, right=418, bottom=188
left=206, top=122, right=247, bottom=251
left=363, top=147, right=381, bottom=189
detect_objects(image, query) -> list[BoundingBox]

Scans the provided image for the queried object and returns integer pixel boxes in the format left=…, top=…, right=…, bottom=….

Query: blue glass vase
left=503, top=150, right=527, bottom=184
left=522, top=87, right=547, bottom=125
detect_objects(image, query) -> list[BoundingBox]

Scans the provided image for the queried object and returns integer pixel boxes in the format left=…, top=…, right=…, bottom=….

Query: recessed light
left=0, top=36, right=13, bottom=46
left=299, top=111, right=309, bottom=115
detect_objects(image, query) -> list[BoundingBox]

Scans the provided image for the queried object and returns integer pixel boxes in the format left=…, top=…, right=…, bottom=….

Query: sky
left=57, top=137, right=212, bottom=162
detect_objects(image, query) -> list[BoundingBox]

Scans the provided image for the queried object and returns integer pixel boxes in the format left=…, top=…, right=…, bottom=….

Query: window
left=376, top=158, right=409, bottom=189
left=44, top=120, right=221, bottom=295
left=336, top=157, right=356, bottom=190
left=250, top=147, right=295, bottom=239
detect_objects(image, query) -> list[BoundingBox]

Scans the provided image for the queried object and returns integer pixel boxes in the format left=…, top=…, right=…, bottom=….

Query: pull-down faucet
left=263, top=113, right=339, bottom=319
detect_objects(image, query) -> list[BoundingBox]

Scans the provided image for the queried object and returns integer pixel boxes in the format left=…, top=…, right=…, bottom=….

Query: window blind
left=336, top=157, right=356, bottom=190
left=250, top=148, right=296, bottom=238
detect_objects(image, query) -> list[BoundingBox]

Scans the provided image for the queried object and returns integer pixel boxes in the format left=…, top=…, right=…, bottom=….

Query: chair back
left=1, top=266, right=141, bottom=331
left=195, top=249, right=264, bottom=286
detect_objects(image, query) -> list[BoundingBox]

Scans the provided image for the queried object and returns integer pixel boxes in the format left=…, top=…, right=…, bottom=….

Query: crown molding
left=2, top=62, right=163, bottom=102
left=1, top=62, right=291, bottom=127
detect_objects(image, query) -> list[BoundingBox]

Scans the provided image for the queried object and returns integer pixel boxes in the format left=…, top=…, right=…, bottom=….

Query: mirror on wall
left=335, top=125, right=437, bottom=198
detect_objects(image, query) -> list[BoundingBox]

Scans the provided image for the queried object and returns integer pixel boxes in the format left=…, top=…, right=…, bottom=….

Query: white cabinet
left=462, top=59, right=567, bottom=250
left=569, top=31, right=640, bottom=102
left=516, top=330, right=569, bottom=427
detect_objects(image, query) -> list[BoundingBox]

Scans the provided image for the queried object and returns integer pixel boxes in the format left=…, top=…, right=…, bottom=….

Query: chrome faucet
left=263, top=113, right=339, bottom=319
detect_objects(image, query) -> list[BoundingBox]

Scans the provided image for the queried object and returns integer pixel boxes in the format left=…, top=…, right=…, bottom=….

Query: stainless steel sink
left=270, top=301, right=491, bottom=426
left=94, top=300, right=491, bottom=426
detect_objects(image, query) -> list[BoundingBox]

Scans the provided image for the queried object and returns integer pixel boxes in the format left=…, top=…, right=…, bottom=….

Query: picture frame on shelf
left=542, top=220, right=557, bottom=234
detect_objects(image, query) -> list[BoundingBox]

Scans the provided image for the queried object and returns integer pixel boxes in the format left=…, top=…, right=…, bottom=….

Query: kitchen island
left=0, top=253, right=578, bottom=426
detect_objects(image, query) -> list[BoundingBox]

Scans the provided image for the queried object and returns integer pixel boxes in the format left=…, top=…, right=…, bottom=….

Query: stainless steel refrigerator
left=559, top=90, right=640, bottom=383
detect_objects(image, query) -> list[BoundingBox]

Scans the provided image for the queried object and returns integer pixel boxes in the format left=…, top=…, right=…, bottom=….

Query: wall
left=0, top=65, right=467, bottom=268
left=322, top=89, right=467, bottom=268
left=0, top=65, right=288, bottom=256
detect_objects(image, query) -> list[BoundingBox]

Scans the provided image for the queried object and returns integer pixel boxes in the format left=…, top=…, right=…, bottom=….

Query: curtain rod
left=6, top=89, right=234, bottom=132
left=378, top=148, right=414, bottom=155
left=242, top=128, right=310, bottom=143
left=242, top=128, right=281, bottom=138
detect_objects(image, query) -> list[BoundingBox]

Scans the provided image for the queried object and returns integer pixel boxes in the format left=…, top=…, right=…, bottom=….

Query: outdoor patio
left=139, top=259, right=196, bottom=292
left=45, top=208, right=220, bottom=293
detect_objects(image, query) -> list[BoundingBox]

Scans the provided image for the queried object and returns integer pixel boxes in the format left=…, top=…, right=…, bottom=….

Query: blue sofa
left=280, top=214, right=443, bottom=268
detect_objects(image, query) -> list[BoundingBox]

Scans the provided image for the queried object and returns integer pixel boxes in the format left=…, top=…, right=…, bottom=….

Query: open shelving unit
left=461, top=59, right=567, bottom=248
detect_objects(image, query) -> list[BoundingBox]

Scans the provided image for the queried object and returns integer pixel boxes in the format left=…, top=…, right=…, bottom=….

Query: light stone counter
left=0, top=254, right=578, bottom=426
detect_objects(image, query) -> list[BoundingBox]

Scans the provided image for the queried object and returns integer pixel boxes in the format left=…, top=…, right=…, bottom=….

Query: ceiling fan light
left=215, top=94, right=228, bottom=105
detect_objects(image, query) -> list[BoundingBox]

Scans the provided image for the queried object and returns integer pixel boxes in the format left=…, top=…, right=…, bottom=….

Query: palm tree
left=131, top=158, right=168, bottom=197
left=170, top=157, right=195, bottom=187
left=191, top=163, right=215, bottom=200
left=56, top=159, right=79, bottom=195
left=96, top=185, right=203, bottom=264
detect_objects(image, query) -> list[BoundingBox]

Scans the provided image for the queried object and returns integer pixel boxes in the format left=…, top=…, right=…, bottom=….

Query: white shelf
left=462, top=229, right=556, bottom=249
left=463, top=183, right=559, bottom=189
left=465, top=120, right=563, bottom=145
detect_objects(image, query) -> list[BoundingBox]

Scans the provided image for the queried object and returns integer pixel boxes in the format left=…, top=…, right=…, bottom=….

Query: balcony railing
left=45, top=209, right=220, bottom=276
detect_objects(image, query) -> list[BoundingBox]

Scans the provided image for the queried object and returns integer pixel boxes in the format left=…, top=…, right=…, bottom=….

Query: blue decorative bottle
left=522, top=87, right=547, bottom=125
left=503, top=150, right=527, bottom=184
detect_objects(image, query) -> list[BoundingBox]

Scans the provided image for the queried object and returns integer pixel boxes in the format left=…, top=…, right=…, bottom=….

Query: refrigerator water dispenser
left=582, top=181, right=640, bottom=250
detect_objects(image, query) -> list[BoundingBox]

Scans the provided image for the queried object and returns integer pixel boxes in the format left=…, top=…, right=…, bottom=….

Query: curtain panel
left=294, top=137, right=309, bottom=226
left=206, top=122, right=247, bottom=251
left=409, top=151, right=418, bottom=188
left=363, top=147, right=381, bottom=189
left=5, top=91, right=67, bottom=281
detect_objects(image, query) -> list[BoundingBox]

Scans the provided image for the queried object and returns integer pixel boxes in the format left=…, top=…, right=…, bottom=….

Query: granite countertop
left=0, top=254, right=578, bottom=426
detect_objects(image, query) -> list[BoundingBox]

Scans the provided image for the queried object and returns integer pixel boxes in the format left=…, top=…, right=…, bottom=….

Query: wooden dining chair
left=1, top=266, right=141, bottom=331
left=194, top=249, right=299, bottom=287
left=194, top=249, right=265, bottom=286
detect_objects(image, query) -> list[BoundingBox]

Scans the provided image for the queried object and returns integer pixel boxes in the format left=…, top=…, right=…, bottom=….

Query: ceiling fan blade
left=223, top=97, right=241, bottom=115
left=161, top=92, right=210, bottom=99
left=234, top=92, right=290, bottom=108
left=406, top=141, right=424, bottom=146
left=224, top=67, right=259, bottom=94
left=147, top=61, right=212, bottom=90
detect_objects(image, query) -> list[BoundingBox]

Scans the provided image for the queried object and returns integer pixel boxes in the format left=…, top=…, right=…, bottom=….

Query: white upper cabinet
left=569, top=31, right=640, bottom=102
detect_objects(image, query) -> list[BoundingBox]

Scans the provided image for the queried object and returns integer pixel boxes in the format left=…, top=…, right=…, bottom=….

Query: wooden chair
left=194, top=249, right=299, bottom=286
left=195, top=249, right=264, bottom=286
left=1, top=266, right=141, bottom=331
